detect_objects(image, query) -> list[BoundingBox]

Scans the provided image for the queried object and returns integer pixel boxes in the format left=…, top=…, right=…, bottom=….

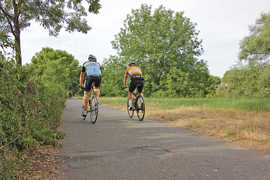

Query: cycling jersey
left=82, top=61, right=102, bottom=77
left=124, top=65, right=144, bottom=93
left=124, top=66, right=142, bottom=77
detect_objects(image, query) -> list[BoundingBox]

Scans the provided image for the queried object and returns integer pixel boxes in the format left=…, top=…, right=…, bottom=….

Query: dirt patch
left=19, top=145, right=60, bottom=180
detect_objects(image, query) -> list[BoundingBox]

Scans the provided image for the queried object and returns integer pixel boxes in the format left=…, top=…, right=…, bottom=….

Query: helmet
left=128, top=61, right=135, bottom=66
left=88, top=54, right=97, bottom=62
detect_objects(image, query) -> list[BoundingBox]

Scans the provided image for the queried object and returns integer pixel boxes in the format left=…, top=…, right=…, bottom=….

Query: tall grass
left=101, top=97, right=270, bottom=112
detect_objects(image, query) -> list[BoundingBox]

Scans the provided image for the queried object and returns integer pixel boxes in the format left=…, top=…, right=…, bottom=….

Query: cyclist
left=80, top=54, right=102, bottom=118
left=123, top=61, right=144, bottom=110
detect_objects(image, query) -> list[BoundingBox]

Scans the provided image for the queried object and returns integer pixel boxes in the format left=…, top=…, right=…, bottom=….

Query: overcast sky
left=21, top=0, right=270, bottom=77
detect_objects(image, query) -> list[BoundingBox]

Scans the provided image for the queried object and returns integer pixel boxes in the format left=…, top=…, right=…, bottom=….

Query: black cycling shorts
left=84, top=76, right=101, bottom=91
left=129, top=76, right=144, bottom=93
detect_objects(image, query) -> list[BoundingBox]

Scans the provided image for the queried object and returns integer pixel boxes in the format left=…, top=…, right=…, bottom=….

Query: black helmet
left=128, top=61, right=135, bottom=66
left=88, top=54, right=97, bottom=62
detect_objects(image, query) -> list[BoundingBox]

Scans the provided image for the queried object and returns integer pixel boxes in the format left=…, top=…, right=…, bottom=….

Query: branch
left=0, top=135, right=21, bottom=151
left=0, top=4, right=15, bottom=35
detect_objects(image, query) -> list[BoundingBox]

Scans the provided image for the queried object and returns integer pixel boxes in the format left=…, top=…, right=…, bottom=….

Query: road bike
left=123, top=87, right=145, bottom=121
left=80, top=84, right=99, bottom=124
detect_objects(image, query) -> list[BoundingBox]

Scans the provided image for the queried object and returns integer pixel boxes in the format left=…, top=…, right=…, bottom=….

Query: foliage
left=101, top=56, right=126, bottom=96
left=0, top=53, right=68, bottom=178
left=30, top=47, right=81, bottom=93
left=218, top=65, right=270, bottom=97
left=103, top=4, right=219, bottom=97
left=0, top=0, right=101, bottom=65
left=220, top=12, right=270, bottom=98
left=0, top=58, right=65, bottom=148
left=239, top=12, right=270, bottom=65
left=0, top=147, right=21, bottom=180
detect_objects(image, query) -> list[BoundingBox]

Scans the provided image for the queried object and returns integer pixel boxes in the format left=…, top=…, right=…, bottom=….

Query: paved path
left=57, top=99, right=270, bottom=180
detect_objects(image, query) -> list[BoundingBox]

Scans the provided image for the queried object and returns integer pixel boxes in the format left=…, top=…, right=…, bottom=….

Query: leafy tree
left=220, top=12, right=270, bottom=98
left=0, top=0, right=101, bottom=66
left=110, top=4, right=215, bottom=97
left=30, top=47, right=80, bottom=93
left=239, top=12, right=270, bottom=65
left=101, top=56, right=126, bottom=96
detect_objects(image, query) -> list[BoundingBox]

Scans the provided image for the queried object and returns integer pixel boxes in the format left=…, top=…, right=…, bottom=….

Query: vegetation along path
left=57, top=99, right=270, bottom=180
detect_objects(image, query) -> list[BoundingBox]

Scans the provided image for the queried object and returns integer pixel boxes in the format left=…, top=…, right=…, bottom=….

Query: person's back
left=125, top=65, right=142, bottom=77
left=83, top=61, right=102, bottom=77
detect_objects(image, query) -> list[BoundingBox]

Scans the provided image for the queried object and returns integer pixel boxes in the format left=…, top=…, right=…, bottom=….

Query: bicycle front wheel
left=89, top=95, right=98, bottom=124
left=135, top=95, right=145, bottom=121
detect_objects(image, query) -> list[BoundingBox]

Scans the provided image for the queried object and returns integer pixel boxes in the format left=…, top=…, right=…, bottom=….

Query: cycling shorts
left=129, top=76, right=144, bottom=93
left=84, top=76, right=101, bottom=91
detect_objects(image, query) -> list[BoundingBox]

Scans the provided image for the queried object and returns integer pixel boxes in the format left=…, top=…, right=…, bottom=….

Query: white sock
left=129, top=99, right=132, bottom=107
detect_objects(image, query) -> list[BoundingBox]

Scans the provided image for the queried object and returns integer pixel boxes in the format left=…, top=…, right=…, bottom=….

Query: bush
left=0, top=58, right=66, bottom=178
left=218, top=65, right=270, bottom=98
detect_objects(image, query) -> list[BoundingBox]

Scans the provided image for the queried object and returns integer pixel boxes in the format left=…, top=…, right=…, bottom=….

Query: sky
left=21, top=0, right=270, bottom=77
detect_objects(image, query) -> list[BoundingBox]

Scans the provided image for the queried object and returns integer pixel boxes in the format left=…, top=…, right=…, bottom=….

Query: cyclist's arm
left=80, top=72, right=85, bottom=87
left=80, top=65, right=86, bottom=87
left=123, top=69, right=128, bottom=87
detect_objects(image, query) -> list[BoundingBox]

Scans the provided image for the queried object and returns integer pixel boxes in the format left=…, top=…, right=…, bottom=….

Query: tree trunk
left=13, top=0, right=22, bottom=66
left=14, top=31, right=22, bottom=66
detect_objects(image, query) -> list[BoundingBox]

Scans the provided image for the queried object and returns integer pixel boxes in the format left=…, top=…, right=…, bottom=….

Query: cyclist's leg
left=82, top=77, right=92, bottom=112
left=93, top=88, right=100, bottom=98
left=137, top=79, right=144, bottom=97
left=83, top=90, right=90, bottom=111
left=93, top=76, right=101, bottom=99
left=128, top=78, right=136, bottom=109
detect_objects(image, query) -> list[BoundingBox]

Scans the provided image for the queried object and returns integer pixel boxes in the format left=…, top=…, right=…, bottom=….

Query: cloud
left=21, top=0, right=270, bottom=77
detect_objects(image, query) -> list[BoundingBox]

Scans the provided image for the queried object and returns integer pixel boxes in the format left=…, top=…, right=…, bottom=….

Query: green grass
left=101, top=97, right=270, bottom=112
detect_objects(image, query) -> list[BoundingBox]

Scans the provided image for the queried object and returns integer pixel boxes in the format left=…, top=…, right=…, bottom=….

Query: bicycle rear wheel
left=89, top=95, right=98, bottom=124
left=135, top=95, right=145, bottom=121
left=127, top=99, right=134, bottom=119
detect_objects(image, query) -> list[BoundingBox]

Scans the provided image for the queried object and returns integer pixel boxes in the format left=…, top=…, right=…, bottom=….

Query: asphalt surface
left=57, top=99, right=270, bottom=180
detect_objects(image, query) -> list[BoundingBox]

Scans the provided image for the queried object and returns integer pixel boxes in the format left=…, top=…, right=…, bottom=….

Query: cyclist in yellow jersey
left=123, top=62, right=144, bottom=110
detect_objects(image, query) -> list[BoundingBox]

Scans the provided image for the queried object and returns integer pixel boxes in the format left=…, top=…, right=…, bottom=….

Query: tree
left=30, top=47, right=81, bottom=93
left=101, top=56, right=126, bottom=96
left=111, top=4, right=213, bottom=97
left=239, top=12, right=270, bottom=65
left=0, top=0, right=101, bottom=66
left=221, top=12, right=270, bottom=98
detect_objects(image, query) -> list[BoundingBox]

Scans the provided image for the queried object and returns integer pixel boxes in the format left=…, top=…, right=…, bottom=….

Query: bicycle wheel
left=135, top=95, right=145, bottom=121
left=127, top=99, right=134, bottom=119
left=89, top=95, right=98, bottom=124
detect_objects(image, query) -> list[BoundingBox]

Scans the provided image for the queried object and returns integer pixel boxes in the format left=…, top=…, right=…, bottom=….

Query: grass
left=101, top=97, right=270, bottom=112
left=101, top=97, right=270, bottom=152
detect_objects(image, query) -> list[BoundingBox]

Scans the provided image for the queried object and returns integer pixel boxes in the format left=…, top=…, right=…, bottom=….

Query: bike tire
left=89, top=95, right=98, bottom=124
left=127, top=99, right=134, bottom=119
left=135, top=95, right=145, bottom=121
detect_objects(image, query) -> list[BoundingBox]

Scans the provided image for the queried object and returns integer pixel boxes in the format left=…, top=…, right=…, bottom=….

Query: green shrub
left=0, top=58, right=66, bottom=178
